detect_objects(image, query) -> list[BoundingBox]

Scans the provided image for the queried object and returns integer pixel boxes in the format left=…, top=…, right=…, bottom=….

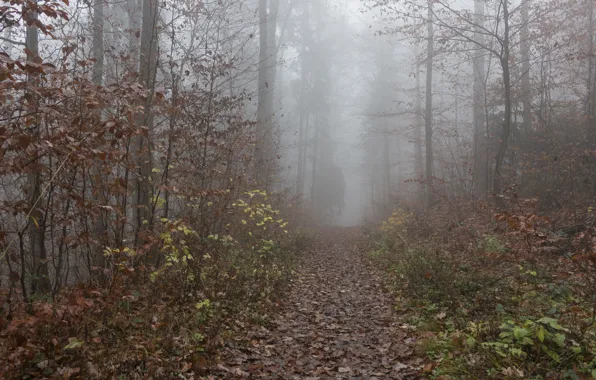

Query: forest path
left=212, top=228, right=420, bottom=379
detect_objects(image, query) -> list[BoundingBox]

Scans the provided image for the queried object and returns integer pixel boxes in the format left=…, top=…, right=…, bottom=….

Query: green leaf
left=537, top=317, right=567, bottom=331
left=513, top=327, right=530, bottom=340
left=510, top=347, right=526, bottom=358
left=521, top=337, right=534, bottom=346
left=536, top=326, right=546, bottom=342
left=542, top=346, right=561, bottom=363
left=195, top=299, right=211, bottom=310
left=552, top=333, right=566, bottom=347
left=64, top=337, right=84, bottom=350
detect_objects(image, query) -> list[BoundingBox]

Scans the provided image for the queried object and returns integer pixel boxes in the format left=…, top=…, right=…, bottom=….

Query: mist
left=2, top=0, right=596, bottom=375
left=1, top=0, right=574, bottom=230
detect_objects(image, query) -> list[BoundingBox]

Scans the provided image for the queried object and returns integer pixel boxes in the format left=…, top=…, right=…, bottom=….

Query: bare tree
left=425, top=0, right=516, bottom=207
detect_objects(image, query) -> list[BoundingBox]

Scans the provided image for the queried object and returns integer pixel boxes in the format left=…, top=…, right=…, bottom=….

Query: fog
left=266, top=0, right=424, bottom=226
left=255, top=0, right=567, bottom=226
left=1, top=0, right=590, bottom=239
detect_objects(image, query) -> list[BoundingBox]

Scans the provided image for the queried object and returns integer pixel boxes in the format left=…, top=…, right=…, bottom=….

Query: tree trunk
left=588, top=0, right=596, bottom=144
left=265, top=0, right=279, bottom=189
left=26, top=9, right=50, bottom=294
left=255, top=0, right=279, bottom=189
left=296, top=0, right=310, bottom=205
left=586, top=0, right=596, bottom=194
left=255, top=0, right=269, bottom=187
left=126, top=0, right=141, bottom=72
left=473, top=0, right=487, bottom=196
left=425, top=0, right=434, bottom=207
left=310, top=116, right=319, bottom=213
left=91, top=0, right=107, bottom=269
left=415, top=61, right=423, bottom=196
left=133, top=0, right=158, bottom=243
left=383, top=118, right=391, bottom=206
left=297, top=110, right=305, bottom=197
left=493, top=0, right=512, bottom=208
left=520, top=0, right=532, bottom=132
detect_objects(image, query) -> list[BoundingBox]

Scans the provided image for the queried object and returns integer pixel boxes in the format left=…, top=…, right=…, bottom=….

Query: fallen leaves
left=212, top=229, right=420, bottom=378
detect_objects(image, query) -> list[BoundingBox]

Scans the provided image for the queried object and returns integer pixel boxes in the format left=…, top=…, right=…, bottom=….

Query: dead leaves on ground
left=212, top=230, right=421, bottom=379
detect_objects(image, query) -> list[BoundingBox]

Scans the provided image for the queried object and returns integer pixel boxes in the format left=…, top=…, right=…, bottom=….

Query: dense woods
left=0, top=0, right=595, bottom=377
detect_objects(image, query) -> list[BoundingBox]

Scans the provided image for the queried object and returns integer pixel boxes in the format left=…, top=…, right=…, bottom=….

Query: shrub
left=377, top=246, right=501, bottom=316
left=369, top=204, right=596, bottom=379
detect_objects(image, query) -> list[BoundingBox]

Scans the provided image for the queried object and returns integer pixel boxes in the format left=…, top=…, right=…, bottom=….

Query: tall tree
left=25, top=6, right=50, bottom=293
left=520, top=0, right=532, bottom=131
left=587, top=0, right=596, bottom=145
left=425, top=0, right=515, bottom=206
left=91, top=0, right=107, bottom=268
left=255, top=0, right=279, bottom=189
left=473, top=0, right=487, bottom=196
left=425, top=0, right=434, bottom=207
left=493, top=0, right=512, bottom=208
left=520, top=0, right=532, bottom=132
left=127, top=0, right=141, bottom=72
left=296, top=0, right=310, bottom=199
left=415, top=60, right=424, bottom=191
left=133, top=0, right=158, bottom=242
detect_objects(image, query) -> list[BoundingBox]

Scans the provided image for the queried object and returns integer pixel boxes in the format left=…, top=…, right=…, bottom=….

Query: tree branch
left=0, top=36, right=25, bottom=46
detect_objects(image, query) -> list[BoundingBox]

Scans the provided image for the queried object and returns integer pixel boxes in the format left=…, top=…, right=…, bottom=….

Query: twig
left=0, top=36, right=25, bottom=46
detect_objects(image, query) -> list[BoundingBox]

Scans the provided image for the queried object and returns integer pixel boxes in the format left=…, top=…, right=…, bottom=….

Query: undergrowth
left=0, top=191, right=312, bottom=379
left=367, top=202, right=596, bottom=379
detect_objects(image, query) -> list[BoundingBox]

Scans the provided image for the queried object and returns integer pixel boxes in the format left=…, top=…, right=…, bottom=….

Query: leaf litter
left=210, top=228, right=421, bottom=379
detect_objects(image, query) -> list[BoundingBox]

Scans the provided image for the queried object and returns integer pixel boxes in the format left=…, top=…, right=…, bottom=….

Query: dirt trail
left=213, top=229, right=420, bottom=379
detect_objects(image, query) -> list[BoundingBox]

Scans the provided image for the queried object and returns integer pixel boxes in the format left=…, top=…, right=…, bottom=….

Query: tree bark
left=25, top=8, right=50, bottom=294
left=383, top=118, right=391, bottom=205
left=520, top=0, right=532, bottom=132
left=296, top=0, right=310, bottom=208
left=255, top=0, right=279, bottom=189
left=126, top=0, right=141, bottom=71
left=493, top=0, right=512, bottom=208
left=415, top=61, right=423, bottom=188
left=425, top=0, right=434, bottom=207
left=473, top=0, right=487, bottom=196
left=588, top=0, right=596, bottom=144
left=310, top=116, right=319, bottom=211
left=586, top=0, right=596, bottom=194
left=91, top=0, right=107, bottom=269
left=133, top=0, right=158, bottom=243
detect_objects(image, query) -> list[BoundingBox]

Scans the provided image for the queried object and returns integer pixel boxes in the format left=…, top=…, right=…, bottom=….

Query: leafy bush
left=0, top=190, right=304, bottom=378
left=379, top=208, right=412, bottom=250
left=369, top=205, right=596, bottom=379
left=373, top=245, right=499, bottom=314
left=480, top=317, right=580, bottom=364
left=148, top=190, right=297, bottom=311
left=480, top=234, right=507, bottom=254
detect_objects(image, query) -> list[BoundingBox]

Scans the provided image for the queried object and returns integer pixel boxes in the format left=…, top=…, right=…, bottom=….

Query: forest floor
left=210, top=228, right=421, bottom=379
